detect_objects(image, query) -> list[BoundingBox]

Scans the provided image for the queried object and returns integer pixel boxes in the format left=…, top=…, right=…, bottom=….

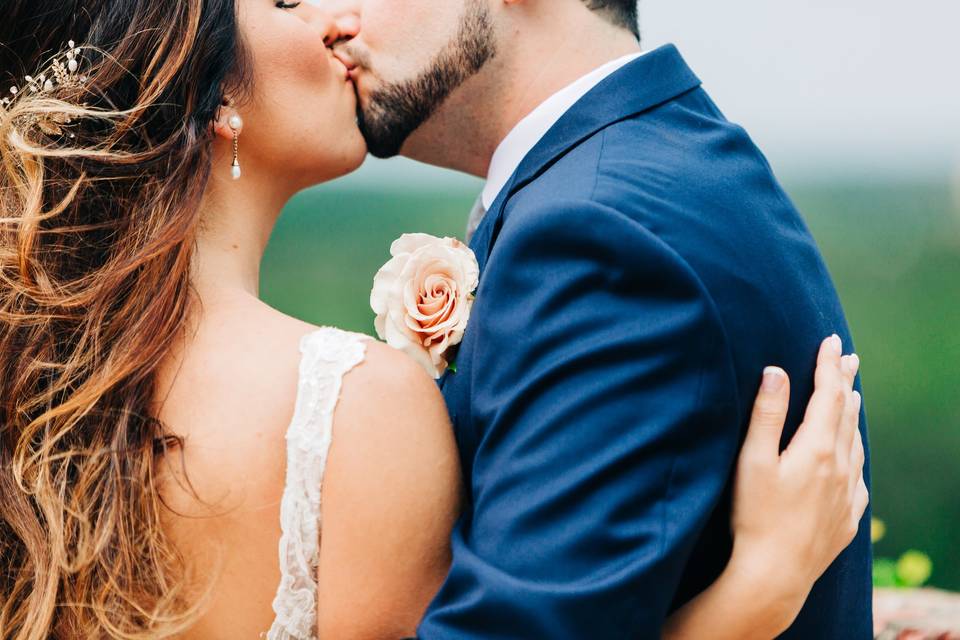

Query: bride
left=0, top=1, right=867, bottom=639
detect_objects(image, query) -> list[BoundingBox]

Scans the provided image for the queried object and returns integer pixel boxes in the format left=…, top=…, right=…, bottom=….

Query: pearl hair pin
left=228, top=114, right=243, bottom=180
left=1, top=40, right=88, bottom=138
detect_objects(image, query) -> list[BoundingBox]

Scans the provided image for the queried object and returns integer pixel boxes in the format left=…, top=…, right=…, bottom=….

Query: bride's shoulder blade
left=155, top=302, right=323, bottom=507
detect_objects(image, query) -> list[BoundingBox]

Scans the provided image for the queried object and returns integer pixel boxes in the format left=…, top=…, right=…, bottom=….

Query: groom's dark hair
left=582, top=0, right=640, bottom=40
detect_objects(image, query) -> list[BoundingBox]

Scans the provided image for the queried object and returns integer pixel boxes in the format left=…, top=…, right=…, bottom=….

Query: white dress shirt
left=480, top=51, right=646, bottom=211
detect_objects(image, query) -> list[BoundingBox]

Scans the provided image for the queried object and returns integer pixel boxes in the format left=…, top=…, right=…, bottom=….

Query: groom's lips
left=333, top=47, right=361, bottom=81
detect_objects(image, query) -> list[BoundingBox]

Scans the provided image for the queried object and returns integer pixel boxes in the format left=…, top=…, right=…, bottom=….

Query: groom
left=332, top=0, right=873, bottom=637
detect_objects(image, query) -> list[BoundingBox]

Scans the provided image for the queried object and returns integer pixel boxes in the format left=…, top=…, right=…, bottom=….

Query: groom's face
left=331, top=0, right=497, bottom=158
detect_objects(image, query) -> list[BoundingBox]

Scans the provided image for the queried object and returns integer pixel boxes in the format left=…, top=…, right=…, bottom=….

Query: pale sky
left=642, top=0, right=960, bottom=178
left=338, top=0, right=960, bottom=188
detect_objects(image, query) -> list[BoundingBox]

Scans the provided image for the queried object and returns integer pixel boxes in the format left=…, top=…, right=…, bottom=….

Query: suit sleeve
left=417, top=198, right=744, bottom=639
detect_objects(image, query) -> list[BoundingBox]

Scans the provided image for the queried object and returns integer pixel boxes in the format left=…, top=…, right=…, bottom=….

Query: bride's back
left=155, top=295, right=461, bottom=639
left=154, top=298, right=307, bottom=637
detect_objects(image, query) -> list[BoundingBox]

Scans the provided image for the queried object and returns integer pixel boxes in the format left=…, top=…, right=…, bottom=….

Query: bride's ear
left=213, top=100, right=243, bottom=141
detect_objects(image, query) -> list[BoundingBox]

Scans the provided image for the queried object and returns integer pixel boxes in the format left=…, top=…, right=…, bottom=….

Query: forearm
left=662, top=546, right=810, bottom=640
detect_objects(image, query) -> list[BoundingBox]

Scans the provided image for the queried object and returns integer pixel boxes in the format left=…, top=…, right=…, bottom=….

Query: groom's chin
left=356, top=105, right=415, bottom=160
left=365, top=143, right=402, bottom=160
left=359, top=128, right=406, bottom=160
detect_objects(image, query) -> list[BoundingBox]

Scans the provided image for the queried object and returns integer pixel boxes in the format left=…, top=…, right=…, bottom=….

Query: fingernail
left=830, top=334, right=842, bottom=355
left=762, top=367, right=786, bottom=392
left=841, top=355, right=856, bottom=375
left=849, top=353, right=860, bottom=375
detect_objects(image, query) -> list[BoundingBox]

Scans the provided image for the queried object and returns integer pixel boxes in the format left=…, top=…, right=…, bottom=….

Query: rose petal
left=418, top=296, right=447, bottom=317
left=373, top=313, right=388, bottom=342
left=411, top=296, right=458, bottom=334
left=370, top=254, right=409, bottom=314
left=383, top=310, right=417, bottom=350
left=390, top=233, right=440, bottom=257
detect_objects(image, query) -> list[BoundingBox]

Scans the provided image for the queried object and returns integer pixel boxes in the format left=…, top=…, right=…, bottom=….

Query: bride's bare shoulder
left=344, top=338, right=449, bottom=416
left=319, top=340, right=462, bottom=639
left=331, top=337, right=459, bottom=491
left=332, top=337, right=460, bottom=515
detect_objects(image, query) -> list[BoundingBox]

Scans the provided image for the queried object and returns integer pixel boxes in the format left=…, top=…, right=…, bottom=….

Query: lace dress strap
left=266, top=327, right=369, bottom=640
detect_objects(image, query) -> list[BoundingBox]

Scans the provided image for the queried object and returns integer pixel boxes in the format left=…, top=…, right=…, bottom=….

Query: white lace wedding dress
left=264, top=327, right=369, bottom=640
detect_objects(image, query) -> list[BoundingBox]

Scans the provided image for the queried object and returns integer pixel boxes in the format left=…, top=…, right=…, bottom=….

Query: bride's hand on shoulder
left=731, top=334, right=868, bottom=619
left=663, top=336, right=867, bottom=640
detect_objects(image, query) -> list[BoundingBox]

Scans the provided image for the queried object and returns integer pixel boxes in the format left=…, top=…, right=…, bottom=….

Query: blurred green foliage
left=873, top=517, right=936, bottom=588
left=261, top=178, right=960, bottom=590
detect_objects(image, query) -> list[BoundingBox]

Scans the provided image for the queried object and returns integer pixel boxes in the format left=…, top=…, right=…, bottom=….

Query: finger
left=849, top=426, right=865, bottom=495
left=742, top=367, right=791, bottom=459
left=816, top=334, right=844, bottom=387
left=836, top=354, right=860, bottom=448
left=838, top=389, right=863, bottom=460
left=795, top=335, right=845, bottom=450
left=843, top=477, right=870, bottom=547
left=853, top=476, right=869, bottom=522
left=840, top=353, right=860, bottom=390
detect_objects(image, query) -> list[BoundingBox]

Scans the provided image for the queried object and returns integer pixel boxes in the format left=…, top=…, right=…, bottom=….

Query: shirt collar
left=480, top=51, right=646, bottom=211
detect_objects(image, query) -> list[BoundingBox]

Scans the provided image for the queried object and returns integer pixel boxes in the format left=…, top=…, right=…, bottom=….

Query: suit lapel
left=441, top=44, right=702, bottom=391
left=466, top=171, right=517, bottom=275
left=468, top=44, right=702, bottom=273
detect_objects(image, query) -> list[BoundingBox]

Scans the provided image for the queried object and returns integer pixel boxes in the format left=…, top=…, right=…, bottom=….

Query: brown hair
left=0, top=1, right=249, bottom=637
left=582, top=0, right=640, bottom=39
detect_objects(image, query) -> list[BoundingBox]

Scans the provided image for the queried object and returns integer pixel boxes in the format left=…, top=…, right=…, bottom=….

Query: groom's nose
left=306, top=0, right=361, bottom=43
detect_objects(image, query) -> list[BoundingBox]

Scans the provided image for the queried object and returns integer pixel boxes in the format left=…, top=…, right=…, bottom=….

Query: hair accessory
left=0, top=40, right=88, bottom=137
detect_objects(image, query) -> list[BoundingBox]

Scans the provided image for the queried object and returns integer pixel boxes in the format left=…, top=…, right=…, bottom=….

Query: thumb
left=742, top=367, right=791, bottom=458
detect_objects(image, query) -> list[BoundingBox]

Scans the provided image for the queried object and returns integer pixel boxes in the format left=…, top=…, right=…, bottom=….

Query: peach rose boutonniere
left=370, top=233, right=479, bottom=379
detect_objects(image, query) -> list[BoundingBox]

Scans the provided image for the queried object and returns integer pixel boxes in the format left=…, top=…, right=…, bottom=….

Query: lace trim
left=266, top=328, right=368, bottom=640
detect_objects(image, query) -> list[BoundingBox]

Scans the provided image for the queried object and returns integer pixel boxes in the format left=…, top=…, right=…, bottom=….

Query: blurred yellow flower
left=896, top=550, right=933, bottom=588
left=871, top=518, right=886, bottom=543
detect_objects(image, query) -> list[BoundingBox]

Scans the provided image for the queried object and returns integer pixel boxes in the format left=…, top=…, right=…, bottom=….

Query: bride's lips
left=331, top=54, right=351, bottom=82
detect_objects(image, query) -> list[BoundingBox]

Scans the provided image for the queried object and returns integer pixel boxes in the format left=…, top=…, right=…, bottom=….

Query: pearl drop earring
left=228, top=114, right=243, bottom=180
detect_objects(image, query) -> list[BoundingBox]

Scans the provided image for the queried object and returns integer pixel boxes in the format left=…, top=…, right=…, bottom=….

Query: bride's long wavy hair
left=0, top=1, right=249, bottom=637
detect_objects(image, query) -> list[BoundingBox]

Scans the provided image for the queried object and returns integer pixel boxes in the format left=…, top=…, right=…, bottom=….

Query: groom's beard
left=354, top=0, right=496, bottom=159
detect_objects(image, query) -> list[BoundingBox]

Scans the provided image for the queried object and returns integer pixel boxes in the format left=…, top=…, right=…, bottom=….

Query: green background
left=261, top=177, right=960, bottom=590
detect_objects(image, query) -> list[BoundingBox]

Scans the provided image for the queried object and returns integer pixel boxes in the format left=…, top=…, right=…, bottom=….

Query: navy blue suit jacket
left=418, top=45, right=872, bottom=639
